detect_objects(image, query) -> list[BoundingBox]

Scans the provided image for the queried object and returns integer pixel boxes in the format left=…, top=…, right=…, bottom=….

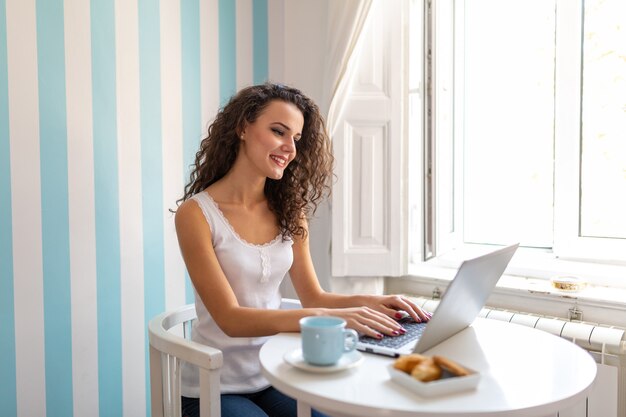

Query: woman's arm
left=175, top=199, right=329, bottom=337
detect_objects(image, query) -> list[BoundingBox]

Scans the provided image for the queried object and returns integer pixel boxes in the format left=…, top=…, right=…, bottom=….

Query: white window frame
left=410, top=0, right=626, bottom=289
left=553, top=0, right=626, bottom=263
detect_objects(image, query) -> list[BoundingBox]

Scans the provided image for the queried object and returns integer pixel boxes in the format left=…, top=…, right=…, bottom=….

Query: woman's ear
left=237, top=125, right=247, bottom=140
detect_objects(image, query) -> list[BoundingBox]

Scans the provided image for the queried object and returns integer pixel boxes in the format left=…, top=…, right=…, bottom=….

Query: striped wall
left=0, top=0, right=280, bottom=416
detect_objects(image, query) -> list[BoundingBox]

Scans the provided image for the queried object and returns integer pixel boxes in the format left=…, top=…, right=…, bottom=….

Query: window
left=413, top=0, right=626, bottom=278
left=331, top=0, right=626, bottom=287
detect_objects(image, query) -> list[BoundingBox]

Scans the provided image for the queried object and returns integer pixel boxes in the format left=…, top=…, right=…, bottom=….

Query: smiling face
left=239, top=100, right=304, bottom=180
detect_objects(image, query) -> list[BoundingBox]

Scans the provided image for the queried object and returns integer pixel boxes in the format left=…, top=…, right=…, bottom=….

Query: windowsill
left=395, top=245, right=626, bottom=326
left=405, top=263, right=626, bottom=309
left=411, top=244, right=626, bottom=290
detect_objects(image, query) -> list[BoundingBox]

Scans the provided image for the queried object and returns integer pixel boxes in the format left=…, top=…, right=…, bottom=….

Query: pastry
left=433, top=355, right=470, bottom=377
left=410, top=358, right=442, bottom=382
left=393, top=353, right=428, bottom=373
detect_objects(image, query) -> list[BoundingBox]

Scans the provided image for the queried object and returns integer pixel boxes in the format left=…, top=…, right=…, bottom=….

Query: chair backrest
left=149, top=304, right=223, bottom=417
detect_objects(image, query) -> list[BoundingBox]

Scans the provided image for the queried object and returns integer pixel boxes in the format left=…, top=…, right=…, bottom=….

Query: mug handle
left=343, top=329, right=359, bottom=353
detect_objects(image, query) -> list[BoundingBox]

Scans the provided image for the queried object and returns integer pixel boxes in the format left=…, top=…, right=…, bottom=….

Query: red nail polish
left=392, top=330, right=399, bottom=336
left=395, top=312, right=403, bottom=319
left=376, top=333, right=384, bottom=339
left=399, top=328, right=406, bottom=334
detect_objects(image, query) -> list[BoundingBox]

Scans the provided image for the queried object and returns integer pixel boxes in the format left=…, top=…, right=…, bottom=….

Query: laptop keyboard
left=359, top=321, right=427, bottom=348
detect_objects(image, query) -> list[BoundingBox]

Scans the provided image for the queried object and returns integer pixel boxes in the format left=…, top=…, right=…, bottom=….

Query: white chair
left=148, top=299, right=302, bottom=417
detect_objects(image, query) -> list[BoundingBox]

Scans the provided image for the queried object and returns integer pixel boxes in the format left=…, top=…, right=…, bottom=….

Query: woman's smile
left=270, top=154, right=288, bottom=167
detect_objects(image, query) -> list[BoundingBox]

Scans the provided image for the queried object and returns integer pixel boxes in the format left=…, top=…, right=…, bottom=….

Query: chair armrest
left=149, top=312, right=223, bottom=370
left=150, top=298, right=300, bottom=371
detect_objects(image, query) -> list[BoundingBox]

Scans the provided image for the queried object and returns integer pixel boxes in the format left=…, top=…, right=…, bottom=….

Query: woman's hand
left=323, top=306, right=407, bottom=339
left=316, top=295, right=431, bottom=339
left=360, top=294, right=431, bottom=325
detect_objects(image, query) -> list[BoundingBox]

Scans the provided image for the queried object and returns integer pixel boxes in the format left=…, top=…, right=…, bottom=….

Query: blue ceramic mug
left=299, top=316, right=358, bottom=366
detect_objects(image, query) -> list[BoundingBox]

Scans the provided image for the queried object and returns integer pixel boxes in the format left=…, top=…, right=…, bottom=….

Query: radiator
left=408, top=296, right=626, bottom=417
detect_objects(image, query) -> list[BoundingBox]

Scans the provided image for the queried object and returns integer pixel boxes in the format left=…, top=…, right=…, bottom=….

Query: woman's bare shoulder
left=174, top=197, right=204, bottom=227
left=176, top=196, right=199, bottom=213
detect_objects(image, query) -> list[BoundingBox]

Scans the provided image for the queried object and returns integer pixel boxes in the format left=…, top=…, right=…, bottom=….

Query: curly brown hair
left=177, top=83, right=334, bottom=240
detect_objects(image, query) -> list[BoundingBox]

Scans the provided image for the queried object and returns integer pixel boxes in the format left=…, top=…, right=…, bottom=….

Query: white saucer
left=283, top=348, right=364, bottom=373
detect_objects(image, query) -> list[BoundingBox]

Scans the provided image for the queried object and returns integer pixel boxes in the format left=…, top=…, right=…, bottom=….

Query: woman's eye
left=272, top=128, right=284, bottom=136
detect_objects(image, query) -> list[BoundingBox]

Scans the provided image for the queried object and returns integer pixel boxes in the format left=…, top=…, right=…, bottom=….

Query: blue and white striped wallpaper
left=0, top=0, right=278, bottom=416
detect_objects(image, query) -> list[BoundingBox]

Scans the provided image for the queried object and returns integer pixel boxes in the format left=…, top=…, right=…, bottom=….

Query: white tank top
left=181, top=191, right=294, bottom=396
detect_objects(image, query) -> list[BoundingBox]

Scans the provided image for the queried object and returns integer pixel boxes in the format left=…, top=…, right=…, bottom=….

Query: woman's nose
left=282, top=136, right=296, bottom=151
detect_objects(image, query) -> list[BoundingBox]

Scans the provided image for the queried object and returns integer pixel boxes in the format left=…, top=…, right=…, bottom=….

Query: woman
left=175, top=83, right=429, bottom=417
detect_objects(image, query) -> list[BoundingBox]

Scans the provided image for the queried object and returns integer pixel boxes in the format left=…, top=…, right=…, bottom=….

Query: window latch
left=568, top=306, right=583, bottom=322
left=432, top=287, right=441, bottom=300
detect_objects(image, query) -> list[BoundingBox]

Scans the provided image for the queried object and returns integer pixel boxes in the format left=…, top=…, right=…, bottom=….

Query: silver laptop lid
left=413, top=243, right=519, bottom=353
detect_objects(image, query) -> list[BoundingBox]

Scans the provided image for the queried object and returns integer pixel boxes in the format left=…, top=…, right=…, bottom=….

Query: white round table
left=259, top=318, right=597, bottom=417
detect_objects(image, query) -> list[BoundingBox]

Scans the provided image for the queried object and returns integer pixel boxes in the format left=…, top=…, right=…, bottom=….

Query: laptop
left=357, top=243, right=519, bottom=357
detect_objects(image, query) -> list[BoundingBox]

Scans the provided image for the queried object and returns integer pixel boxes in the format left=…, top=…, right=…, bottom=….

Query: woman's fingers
left=403, top=297, right=432, bottom=321
left=381, top=295, right=431, bottom=322
left=340, top=307, right=405, bottom=338
left=378, top=304, right=404, bottom=319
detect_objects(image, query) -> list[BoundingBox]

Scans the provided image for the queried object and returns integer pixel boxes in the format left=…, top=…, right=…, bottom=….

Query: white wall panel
left=114, top=0, right=146, bottom=415
left=5, top=0, right=46, bottom=415
left=64, top=0, right=99, bottom=415
left=160, top=0, right=186, bottom=312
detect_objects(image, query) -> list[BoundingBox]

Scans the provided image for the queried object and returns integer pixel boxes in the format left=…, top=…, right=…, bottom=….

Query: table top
left=259, top=318, right=597, bottom=417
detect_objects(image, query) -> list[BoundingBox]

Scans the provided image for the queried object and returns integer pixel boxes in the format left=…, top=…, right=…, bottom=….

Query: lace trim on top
left=200, top=191, right=284, bottom=249
left=259, top=248, right=271, bottom=283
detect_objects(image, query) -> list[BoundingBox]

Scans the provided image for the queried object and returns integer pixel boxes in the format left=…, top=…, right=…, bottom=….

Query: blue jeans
left=181, top=387, right=330, bottom=417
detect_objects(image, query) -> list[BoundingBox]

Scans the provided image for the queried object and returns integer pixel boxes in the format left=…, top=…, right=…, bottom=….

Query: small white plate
left=283, top=348, right=364, bottom=373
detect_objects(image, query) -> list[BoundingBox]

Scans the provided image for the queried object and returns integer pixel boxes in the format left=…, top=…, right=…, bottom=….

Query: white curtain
left=323, top=0, right=374, bottom=138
